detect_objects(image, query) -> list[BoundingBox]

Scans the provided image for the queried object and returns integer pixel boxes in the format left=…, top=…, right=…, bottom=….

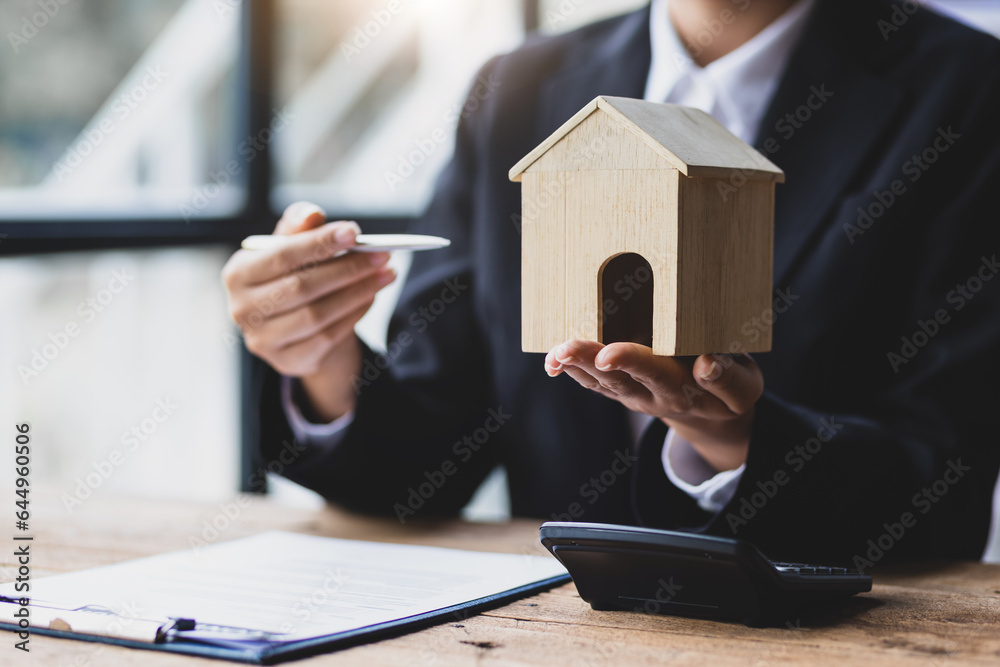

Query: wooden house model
left=509, top=96, right=784, bottom=356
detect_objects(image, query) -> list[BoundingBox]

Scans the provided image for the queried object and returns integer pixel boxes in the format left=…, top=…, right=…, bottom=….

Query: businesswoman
left=222, top=0, right=1000, bottom=566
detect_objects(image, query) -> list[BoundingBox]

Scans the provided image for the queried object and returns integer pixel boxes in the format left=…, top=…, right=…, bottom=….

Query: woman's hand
left=222, top=202, right=397, bottom=421
left=545, top=340, right=764, bottom=472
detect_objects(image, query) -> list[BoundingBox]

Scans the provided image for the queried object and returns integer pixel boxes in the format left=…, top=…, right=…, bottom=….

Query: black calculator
left=540, top=522, right=872, bottom=626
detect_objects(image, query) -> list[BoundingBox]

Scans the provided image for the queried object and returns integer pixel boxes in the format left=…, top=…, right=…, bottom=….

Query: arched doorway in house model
left=598, top=252, right=654, bottom=348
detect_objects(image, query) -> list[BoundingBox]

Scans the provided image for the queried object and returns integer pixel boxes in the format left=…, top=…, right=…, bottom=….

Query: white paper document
left=0, top=531, right=567, bottom=642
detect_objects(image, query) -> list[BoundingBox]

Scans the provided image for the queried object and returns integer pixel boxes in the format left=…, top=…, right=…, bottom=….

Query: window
left=0, top=0, right=242, bottom=223
left=0, top=247, right=241, bottom=504
left=266, top=0, right=527, bottom=508
left=270, top=0, right=524, bottom=216
left=0, top=0, right=531, bottom=510
left=0, top=0, right=248, bottom=507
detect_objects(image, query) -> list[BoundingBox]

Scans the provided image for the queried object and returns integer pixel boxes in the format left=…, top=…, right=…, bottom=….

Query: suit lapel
left=536, top=8, right=652, bottom=141
left=530, top=9, right=652, bottom=466
left=534, top=1, right=904, bottom=302
left=755, top=0, right=903, bottom=288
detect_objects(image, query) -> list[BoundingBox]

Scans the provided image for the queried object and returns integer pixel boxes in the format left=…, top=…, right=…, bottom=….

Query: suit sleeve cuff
left=661, top=429, right=745, bottom=513
left=280, top=375, right=354, bottom=447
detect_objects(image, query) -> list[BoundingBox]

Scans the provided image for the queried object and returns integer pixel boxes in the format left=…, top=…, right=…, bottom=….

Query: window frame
left=0, top=3, right=254, bottom=254
left=0, top=0, right=539, bottom=494
left=0, top=1, right=406, bottom=256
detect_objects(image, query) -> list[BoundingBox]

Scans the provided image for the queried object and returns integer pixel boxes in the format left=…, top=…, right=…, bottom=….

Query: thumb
left=693, top=353, right=763, bottom=415
left=274, top=201, right=327, bottom=236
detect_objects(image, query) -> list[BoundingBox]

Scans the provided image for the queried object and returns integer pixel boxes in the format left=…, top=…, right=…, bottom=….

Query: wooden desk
left=3, top=491, right=1000, bottom=665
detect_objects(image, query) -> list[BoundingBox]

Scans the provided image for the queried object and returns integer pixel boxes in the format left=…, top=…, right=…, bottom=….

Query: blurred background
left=1, top=0, right=999, bottom=559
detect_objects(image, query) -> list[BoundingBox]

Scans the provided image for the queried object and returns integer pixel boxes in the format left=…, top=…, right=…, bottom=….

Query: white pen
left=240, top=233, right=451, bottom=252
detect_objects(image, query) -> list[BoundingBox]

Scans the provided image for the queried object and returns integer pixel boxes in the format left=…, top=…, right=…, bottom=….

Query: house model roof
left=509, top=96, right=785, bottom=183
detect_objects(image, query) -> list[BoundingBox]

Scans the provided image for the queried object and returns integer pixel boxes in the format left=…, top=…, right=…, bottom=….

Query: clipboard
left=0, top=531, right=569, bottom=664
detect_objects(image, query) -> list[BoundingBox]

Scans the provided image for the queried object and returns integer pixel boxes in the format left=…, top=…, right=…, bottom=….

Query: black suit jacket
left=255, top=0, right=1000, bottom=566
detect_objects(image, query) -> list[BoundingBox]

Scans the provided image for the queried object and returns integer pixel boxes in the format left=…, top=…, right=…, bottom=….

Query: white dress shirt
left=643, top=0, right=814, bottom=511
left=281, top=0, right=816, bottom=514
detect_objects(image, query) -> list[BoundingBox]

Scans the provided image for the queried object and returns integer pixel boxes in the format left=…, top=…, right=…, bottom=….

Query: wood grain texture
left=675, top=177, right=774, bottom=355
left=518, top=106, right=669, bottom=174
left=521, top=167, right=680, bottom=354
left=567, top=169, right=678, bottom=354
left=3, top=490, right=1000, bottom=666
left=520, top=171, right=568, bottom=353
left=516, top=96, right=778, bottom=356
left=597, top=96, right=785, bottom=182
left=510, top=96, right=785, bottom=183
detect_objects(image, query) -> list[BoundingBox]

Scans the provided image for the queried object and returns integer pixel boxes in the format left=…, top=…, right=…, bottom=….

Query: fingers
left=691, top=353, right=764, bottom=415
left=220, top=202, right=400, bottom=381
left=261, top=301, right=373, bottom=378
left=237, top=251, right=392, bottom=321
left=222, top=220, right=361, bottom=288
left=274, top=201, right=328, bottom=236
left=244, top=269, right=394, bottom=352
left=593, top=342, right=712, bottom=414
left=544, top=340, right=764, bottom=423
left=544, top=339, right=609, bottom=376
left=545, top=339, right=651, bottom=400
left=593, top=343, right=686, bottom=389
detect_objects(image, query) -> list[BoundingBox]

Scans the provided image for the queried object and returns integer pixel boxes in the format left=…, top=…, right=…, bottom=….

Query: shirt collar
left=644, top=0, right=816, bottom=143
